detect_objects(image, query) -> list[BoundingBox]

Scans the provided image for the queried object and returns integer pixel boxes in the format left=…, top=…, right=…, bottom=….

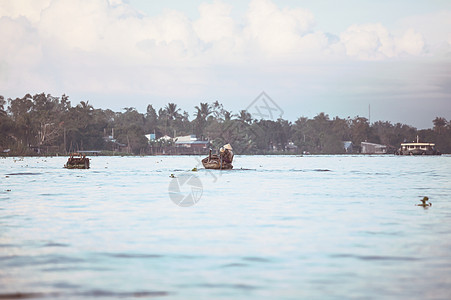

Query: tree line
left=1, top=93, right=450, bottom=155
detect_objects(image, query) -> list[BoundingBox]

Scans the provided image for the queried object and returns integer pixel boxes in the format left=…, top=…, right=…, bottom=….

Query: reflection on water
left=1, top=155, right=450, bottom=299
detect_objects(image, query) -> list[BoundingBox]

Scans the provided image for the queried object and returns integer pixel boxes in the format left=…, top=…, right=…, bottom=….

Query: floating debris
left=192, top=167, right=198, bottom=172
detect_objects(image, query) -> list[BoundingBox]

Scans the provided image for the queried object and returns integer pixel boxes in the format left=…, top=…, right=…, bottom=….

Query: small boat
left=396, top=136, right=440, bottom=155
left=202, top=149, right=233, bottom=170
left=64, top=153, right=90, bottom=169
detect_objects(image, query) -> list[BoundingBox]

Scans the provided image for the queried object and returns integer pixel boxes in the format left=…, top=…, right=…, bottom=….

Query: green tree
left=350, top=116, right=370, bottom=145
left=30, top=93, right=65, bottom=147
left=113, top=107, right=147, bottom=154
left=0, top=95, right=6, bottom=114
left=64, top=101, right=106, bottom=151
left=7, top=94, right=34, bottom=148
left=145, top=104, right=158, bottom=133
left=0, top=95, right=15, bottom=150
left=433, top=117, right=447, bottom=134
left=237, top=110, right=252, bottom=124
left=164, top=103, right=181, bottom=121
left=159, top=103, right=182, bottom=136
left=193, top=102, right=211, bottom=138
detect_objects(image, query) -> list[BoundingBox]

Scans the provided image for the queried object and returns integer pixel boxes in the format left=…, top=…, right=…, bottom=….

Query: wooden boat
left=202, top=150, right=233, bottom=170
left=64, top=153, right=90, bottom=169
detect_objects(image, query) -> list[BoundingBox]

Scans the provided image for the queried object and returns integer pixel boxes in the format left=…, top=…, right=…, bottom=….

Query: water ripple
left=100, top=253, right=163, bottom=259
left=41, top=242, right=69, bottom=248
left=196, top=283, right=259, bottom=290
left=331, top=254, right=420, bottom=261
left=0, top=255, right=85, bottom=267
left=0, top=290, right=170, bottom=299
left=220, top=262, right=249, bottom=268
left=5, top=173, right=42, bottom=176
left=242, top=256, right=272, bottom=263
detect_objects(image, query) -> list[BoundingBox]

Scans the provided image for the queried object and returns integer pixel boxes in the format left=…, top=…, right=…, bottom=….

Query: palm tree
left=164, top=103, right=181, bottom=121
left=223, top=110, right=233, bottom=121
left=194, top=102, right=211, bottom=120
left=237, top=110, right=252, bottom=124
left=433, top=117, right=447, bottom=134
left=161, top=103, right=182, bottom=137
left=78, top=101, right=93, bottom=111
left=0, top=95, right=6, bottom=115
left=193, top=103, right=211, bottom=139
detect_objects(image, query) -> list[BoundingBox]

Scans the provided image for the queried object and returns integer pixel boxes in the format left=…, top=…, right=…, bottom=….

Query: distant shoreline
left=2, top=152, right=449, bottom=158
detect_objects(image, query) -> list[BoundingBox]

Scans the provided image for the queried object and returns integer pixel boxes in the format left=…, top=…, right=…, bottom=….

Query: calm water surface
left=1, top=155, right=450, bottom=299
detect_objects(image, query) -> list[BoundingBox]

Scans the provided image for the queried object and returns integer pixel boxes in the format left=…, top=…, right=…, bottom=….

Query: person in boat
left=66, top=153, right=89, bottom=168
left=220, top=144, right=234, bottom=164
left=68, top=153, right=84, bottom=165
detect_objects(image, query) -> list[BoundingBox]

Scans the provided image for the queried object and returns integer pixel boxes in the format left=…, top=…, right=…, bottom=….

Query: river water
left=1, top=155, right=450, bottom=299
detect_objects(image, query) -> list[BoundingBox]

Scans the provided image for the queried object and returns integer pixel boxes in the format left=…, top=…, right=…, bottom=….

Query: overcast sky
left=1, top=0, right=450, bottom=128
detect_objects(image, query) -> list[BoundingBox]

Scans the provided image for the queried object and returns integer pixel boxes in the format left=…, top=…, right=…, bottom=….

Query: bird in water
left=416, top=196, right=432, bottom=207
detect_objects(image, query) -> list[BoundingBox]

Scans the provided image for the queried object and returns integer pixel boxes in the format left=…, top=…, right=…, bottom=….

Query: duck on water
left=416, top=197, right=432, bottom=207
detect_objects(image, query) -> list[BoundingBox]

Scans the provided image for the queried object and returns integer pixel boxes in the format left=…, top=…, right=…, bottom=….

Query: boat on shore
left=64, top=153, right=90, bottom=169
left=396, top=136, right=440, bottom=155
left=202, top=149, right=233, bottom=170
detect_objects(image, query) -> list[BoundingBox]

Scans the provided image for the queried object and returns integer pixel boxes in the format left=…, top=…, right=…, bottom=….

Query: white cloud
left=340, top=23, right=425, bottom=60
left=395, top=29, right=425, bottom=56
left=0, top=16, right=41, bottom=67
left=36, top=0, right=202, bottom=65
left=194, top=0, right=236, bottom=44
left=0, top=0, right=51, bottom=23
left=244, top=0, right=316, bottom=56
left=340, top=23, right=395, bottom=60
left=398, top=10, right=451, bottom=51
left=150, top=10, right=200, bottom=58
left=0, top=16, right=46, bottom=92
left=0, top=0, right=450, bottom=122
left=2, top=0, right=441, bottom=71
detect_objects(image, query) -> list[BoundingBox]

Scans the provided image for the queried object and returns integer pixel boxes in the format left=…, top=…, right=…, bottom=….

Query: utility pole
left=64, top=127, right=67, bottom=154
left=368, top=104, right=371, bottom=124
left=127, top=135, right=130, bottom=154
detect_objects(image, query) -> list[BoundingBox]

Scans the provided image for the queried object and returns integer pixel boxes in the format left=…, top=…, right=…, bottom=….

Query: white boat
left=396, top=136, right=440, bottom=155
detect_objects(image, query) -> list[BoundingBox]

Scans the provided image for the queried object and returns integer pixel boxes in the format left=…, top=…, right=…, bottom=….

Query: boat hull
left=396, top=149, right=440, bottom=155
left=64, top=162, right=90, bottom=169
left=201, top=155, right=233, bottom=170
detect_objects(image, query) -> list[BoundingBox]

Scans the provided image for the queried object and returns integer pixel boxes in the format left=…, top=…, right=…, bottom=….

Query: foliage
left=1, top=93, right=450, bottom=155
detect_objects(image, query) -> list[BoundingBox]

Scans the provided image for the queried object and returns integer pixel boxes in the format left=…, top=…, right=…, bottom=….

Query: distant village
left=1, top=93, right=450, bottom=156
left=110, top=133, right=392, bottom=155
